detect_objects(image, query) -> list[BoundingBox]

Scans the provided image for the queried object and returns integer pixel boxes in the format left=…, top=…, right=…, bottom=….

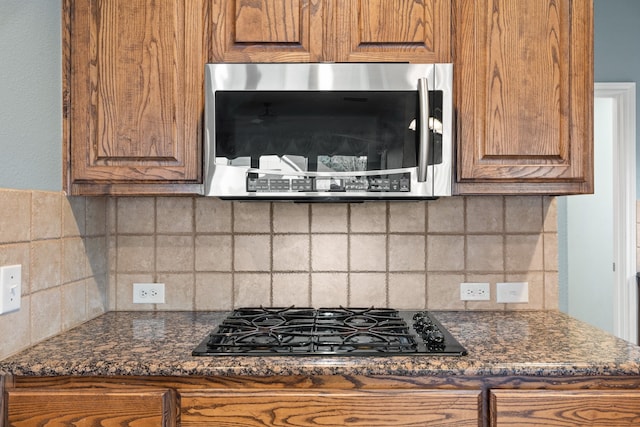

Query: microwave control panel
left=247, top=174, right=411, bottom=193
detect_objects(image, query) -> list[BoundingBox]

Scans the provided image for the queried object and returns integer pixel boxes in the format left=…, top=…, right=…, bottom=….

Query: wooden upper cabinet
left=64, top=0, right=204, bottom=195
left=209, top=0, right=324, bottom=62
left=454, top=0, right=594, bottom=195
left=208, top=0, right=451, bottom=63
left=330, top=0, right=451, bottom=62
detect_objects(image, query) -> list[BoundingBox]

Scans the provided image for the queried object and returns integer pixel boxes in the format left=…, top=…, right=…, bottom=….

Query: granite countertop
left=1, top=310, right=640, bottom=378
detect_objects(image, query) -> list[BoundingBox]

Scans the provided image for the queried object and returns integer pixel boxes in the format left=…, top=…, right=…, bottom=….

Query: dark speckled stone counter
left=2, top=311, right=640, bottom=377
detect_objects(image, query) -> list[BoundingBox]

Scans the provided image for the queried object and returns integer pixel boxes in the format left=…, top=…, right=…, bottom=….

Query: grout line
left=192, top=197, right=197, bottom=311
left=113, top=198, right=119, bottom=311
left=346, top=203, right=351, bottom=306
left=385, top=201, right=390, bottom=307
left=462, top=196, right=468, bottom=310
left=541, top=197, right=546, bottom=310
left=230, top=201, right=235, bottom=309
left=308, top=204, right=312, bottom=306
left=501, top=196, right=507, bottom=310
left=424, top=201, right=429, bottom=309
left=269, top=202, right=274, bottom=306
left=152, top=197, right=158, bottom=311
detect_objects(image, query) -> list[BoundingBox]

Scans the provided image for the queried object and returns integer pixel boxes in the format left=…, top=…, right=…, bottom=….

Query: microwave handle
left=417, top=77, right=430, bottom=183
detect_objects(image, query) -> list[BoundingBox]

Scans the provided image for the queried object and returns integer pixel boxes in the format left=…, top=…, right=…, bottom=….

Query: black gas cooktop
left=192, top=307, right=467, bottom=356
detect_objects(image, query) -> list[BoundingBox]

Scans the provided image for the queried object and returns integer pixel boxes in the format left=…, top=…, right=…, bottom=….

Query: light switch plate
left=0, top=264, right=22, bottom=314
left=496, top=282, right=529, bottom=303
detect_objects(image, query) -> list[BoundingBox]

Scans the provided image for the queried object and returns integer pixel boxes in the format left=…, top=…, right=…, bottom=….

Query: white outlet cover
left=460, top=282, right=490, bottom=301
left=133, top=283, right=165, bottom=304
left=496, top=282, right=529, bottom=303
left=0, top=264, right=22, bottom=314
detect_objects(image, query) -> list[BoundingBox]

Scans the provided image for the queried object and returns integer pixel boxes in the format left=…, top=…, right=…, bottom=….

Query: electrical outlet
left=0, top=265, right=22, bottom=314
left=460, top=282, right=490, bottom=301
left=496, top=282, right=529, bottom=303
left=133, top=283, right=165, bottom=304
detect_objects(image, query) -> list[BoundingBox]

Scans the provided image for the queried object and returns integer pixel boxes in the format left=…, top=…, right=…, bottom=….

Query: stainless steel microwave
left=204, top=63, right=453, bottom=200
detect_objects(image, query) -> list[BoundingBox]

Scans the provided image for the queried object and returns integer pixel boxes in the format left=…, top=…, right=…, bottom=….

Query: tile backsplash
left=110, top=195, right=559, bottom=313
left=0, top=189, right=559, bottom=358
left=0, top=189, right=108, bottom=359
left=0, top=188, right=561, bottom=358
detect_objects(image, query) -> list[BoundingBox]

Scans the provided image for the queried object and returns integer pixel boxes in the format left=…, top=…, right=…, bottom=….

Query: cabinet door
left=181, top=389, right=481, bottom=426
left=64, top=0, right=204, bottom=195
left=491, top=389, right=640, bottom=426
left=6, top=388, right=178, bottom=426
left=209, top=0, right=324, bottom=62
left=330, top=0, right=451, bottom=62
left=455, top=0, right=594, bottom=195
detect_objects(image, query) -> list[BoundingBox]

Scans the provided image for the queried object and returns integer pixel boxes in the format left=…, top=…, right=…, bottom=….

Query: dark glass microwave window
left=215, top=91, right=443, bottom=172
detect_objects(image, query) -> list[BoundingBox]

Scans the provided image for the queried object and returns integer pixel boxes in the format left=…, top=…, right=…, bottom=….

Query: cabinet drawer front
left=182, top=389, right=481, bottom=427
left=6, top=388, right=177, bottom=427
left=491, top=389, right=640, bottom=427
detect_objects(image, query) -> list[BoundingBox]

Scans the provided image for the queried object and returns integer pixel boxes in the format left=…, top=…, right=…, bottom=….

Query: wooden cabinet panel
left=181, top=389, right=481, bottom=426
left=330, top=0, right=451, bottom=62
left=454, top=0, right=593, bottom=194
left=234, top=0, right=301, bottom=43
left=64, top=0, right=204, bottom=195
left=6, top=388, right=178, bottom=427
left=209, top=0, right=451, bottom=63
left=490, top=389, right=640, bottom=426
left=209, top=0, right=323, bottom=62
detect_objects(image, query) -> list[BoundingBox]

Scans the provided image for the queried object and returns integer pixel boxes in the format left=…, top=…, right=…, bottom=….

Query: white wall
left=0, top=1, right=62, bottom=191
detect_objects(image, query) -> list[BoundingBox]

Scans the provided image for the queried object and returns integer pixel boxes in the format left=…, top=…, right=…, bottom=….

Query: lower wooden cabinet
left=180, top=389, right=482, bottom=427
left=5, top=376, right=640, bottom=427
left=490, top=389, right=640, bottom=427
left=5, top=387, right=178, bottom=427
